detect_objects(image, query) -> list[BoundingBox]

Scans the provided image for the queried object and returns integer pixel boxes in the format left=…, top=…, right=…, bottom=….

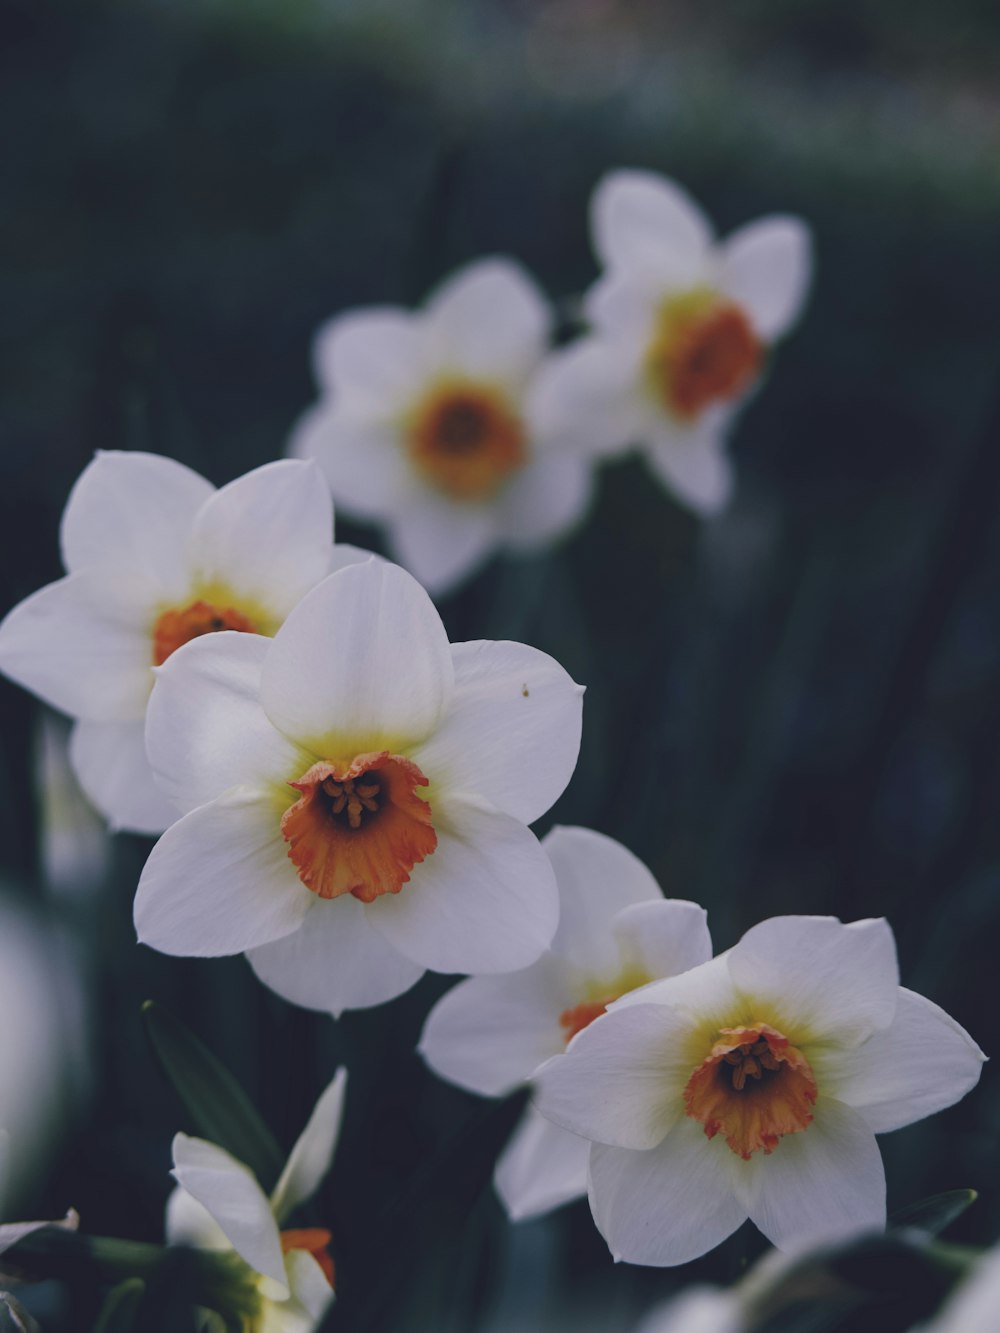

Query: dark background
left=2, top=1, right=1000, bottom=1328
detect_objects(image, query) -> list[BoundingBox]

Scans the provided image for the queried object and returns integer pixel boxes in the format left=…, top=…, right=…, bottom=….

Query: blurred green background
left=2, top=1, right=1000, bottom=1328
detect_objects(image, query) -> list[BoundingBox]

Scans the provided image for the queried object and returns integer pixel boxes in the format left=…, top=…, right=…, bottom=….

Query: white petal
left=287, top=405, right=411, bottom=521
left=270, top=1068, right=347, bottom=1223
left=925, top=1245, right=1000, bottom=1333
left=613, top=898, right=713, bottom=984
left=410, top=640, right=583, bottom=825
left=634, top=1288, right=743, bottom=1333
left=165, top=1185, right=230, bottom=1251
left=644, top=422, right=735, bottom=516
left=817, top=987, right=985, bottom=1133
left=70, top=718, right=178, bottom=835
left=247, top=892, right=423, bottom=1017
left=494, top=1107, right=590, bottom=1221
left=610, top=954, right=741, bottom=1024
left=311, top=306, right=434, bottom=411
left=368, top=795, right=558, bottom=975
left=727, top=916, right=899, bottom=1047
left=387, top=494, right=499, bottom=595
left=493, top=450, right=594, bottom=550
left=146, top=633, right=305, bottom=816
left=719, top=216, right=813, bottom=341
left=60, top=451, right=214, bottom=594
left=526, top=337, right=644, bottom=457
left=425, top=257, right=552, bottom=384
left=745, top=1098, right=885, bottom=1252
left=583, top=271, right=662, bottom=342
left=185, top=460, right=336, bottom=621
left=543, top=826, right=663, bottom=977
left=589, top=1118, right=748, bottom=1267
left=260, top=560, right=454, bottom=751
left=534, top=1001, right=692, bottom=1149
left=419, top=955, right=573, bottom=1096
left=0, top=572, right=153, bottom=721
left=134, top=788, right=311, bottom=957
left=170, top=1134, right=287, bottom=1289
left=591, top=170, right=713, bottom=282
left=284, top=1248, right=335, bottom=1323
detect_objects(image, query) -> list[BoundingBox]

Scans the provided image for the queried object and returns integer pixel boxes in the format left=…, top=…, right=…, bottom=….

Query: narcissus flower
left=134, top=559, right=583, bottom=1012
left=419, top=826, right=710, bottom=1220
left=166, top=1069, right=346, bottom=1333
left=532, top=170, right=812, bottom=514
left=0, top=452, right=361, bottom=835
left=535, top=915, right=985, bottom=1266
left=289, top=257, right=594, bottom=593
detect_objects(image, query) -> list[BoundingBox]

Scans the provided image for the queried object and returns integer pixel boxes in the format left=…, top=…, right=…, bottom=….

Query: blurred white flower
left=532, top=169, right=812, bottom=514
left=0, top=453, right=363, bottom=835
left=536, top=915, right=984, bottom=1267
left=34, top=713, right=112, bottom=901
left=134, top=559, right=583, bottom=1013
left=633, top=1286, right=742, bottom=1333
left=167, top=1069, right=346, bottom=1333
left=918, top=1240, right=1000, bottom=1332
left=420, top=826, right=710, bottom=1220
left=289, top=257, right=595, bottom=594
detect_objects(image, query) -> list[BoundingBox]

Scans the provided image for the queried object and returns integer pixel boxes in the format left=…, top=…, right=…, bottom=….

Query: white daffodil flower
left=0, top=452, right=364, bottom=835
left=419, top=825, right=711, bottom=1221
left=289, top=257, right=595, bottom=594
left=166, top=1069, right=346, bottom=1333
left=134, top=558, right=583, bottom=1013
left=535, top=915, right=985, bottom=1267
left=532, top=169, right=812, bottom=514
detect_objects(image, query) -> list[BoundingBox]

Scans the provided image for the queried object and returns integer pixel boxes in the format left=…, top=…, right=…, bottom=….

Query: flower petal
left=534, top=1001, right=693, bottom=1149
left=164, top=1185, right=230, bottom=1251
left=727, top=916, right=900, bottom=1047
left=419, top=954, right=573, bottom=1096
left=284, top=1248, right=335, bottom=1324
left=425, top=258, right=552, bottom=384
left=744, top=1098, right=885, bottom=1252
left=494, top=1106, right=590, bottom=1221
left=270, top=1068, right=347, bottom=1223
left=719, top=216, right=813, bottom=342
left=817, top=987, right=985, bottom=1133
left=526, top=337, right=645, bottom=457
left=591, top=169, right=713, bottom=282
left=134, top=787, right=311, bottom=957
left=247, top=891, right=423, bottom=1016
left=410, top=641, right=583, bottom=826
left=589, top=1118, right=748, bottom=1266
left=613, top=898, right=713, bottom=984
left=60, top=451, right=214, bottom=595
left=634, top=1288, right=742, bottom=1333
left=185, top=460, right=336, bottom=621
left=368, top=795, right=558, bottom=974
left=170, top=1134, right=287, bottom=1289
left=311, top=307, right=434, bottom=411
left=644, top=420, right=735, bottom=516
left=260, top=560, right=454, bottom=751
left=70, top=718, right=178, bottom=835
left=493, top=450, right=593, bottom=550
left=146, top=633, right=306, bottom=815
left=0, top=572, right=153, bottom=721
left=288, top=405, right=411, bottom=520
left=386, top=493, right=499, bottom=594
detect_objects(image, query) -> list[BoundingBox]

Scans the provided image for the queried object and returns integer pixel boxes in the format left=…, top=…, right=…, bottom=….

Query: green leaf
left=142, top=1001, right=284, bottom=1193
left=95, top=1279, right=145, bottom=1333
left=890, top=1189, right=978, bottom=1237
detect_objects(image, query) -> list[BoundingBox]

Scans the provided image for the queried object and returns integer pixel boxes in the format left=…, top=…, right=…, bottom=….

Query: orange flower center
left=683, top=1024, right=817, bottom=1160
left=408, top=384, right=527, bottom=501
left=280, top=1228, right=335, bottom=1289
left=647, top=291, right=762, bottom=422
left=281, top=751, right=436, bottom=904
left=152, top=599, right=258, bottom=666
left=559, top=998, right=615, bottom=1044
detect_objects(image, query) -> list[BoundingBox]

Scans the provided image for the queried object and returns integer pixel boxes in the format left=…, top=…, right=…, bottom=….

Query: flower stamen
left=152, top=599, right=257, bottom=665
left=408, top=383, right=527, bottom=501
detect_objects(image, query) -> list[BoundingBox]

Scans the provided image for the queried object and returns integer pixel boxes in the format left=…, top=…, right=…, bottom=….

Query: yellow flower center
left=683, top=1023, right=817, bottom=1160
left=646, top=289, right=763, bottom=422
left=407, top=382, right=527, bottom=501
left=152, top=599, right=259, bottom=665
left=281, top=751, right=436, bottom=903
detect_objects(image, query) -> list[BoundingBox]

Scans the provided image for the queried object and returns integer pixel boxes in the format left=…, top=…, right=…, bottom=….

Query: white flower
left=289, top=257, right=595, bottom=594
left=166, top=1069, right=346, bottom=1333
left=919, top=1241, right=1000, bottom=1333
left=134, top=558, right=583, bottom=1013
left=419, top=825, right=711, bottom=1220
left=0, top=452, right=362, bottom=835
left=535, top=915, right=985, bottom=1267
left=532, top=169, right=812, bottom=514
left=633, top=1287, right=742, bottom=1333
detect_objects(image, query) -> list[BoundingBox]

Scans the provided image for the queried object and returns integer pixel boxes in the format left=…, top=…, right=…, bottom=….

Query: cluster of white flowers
left=0, top=169, right=987, bottom=1333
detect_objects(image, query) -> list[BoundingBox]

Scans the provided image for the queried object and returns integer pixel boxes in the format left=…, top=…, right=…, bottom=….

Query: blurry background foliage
left=2, top=0, right=1000, bottom=1328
